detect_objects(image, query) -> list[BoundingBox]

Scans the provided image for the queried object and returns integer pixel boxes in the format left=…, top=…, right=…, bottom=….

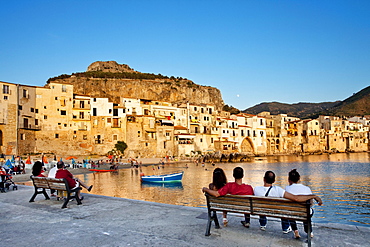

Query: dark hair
left=233, top=167, right=244, bottom=179
left=212, top=168, right=227, bottom=190
left=57, top=161, right=65, bottom=169
left=288, top=169, right=300, bottom=183
left=32, top=161, right=43, bottom=176
left=264, top=171, right=275, bottom=184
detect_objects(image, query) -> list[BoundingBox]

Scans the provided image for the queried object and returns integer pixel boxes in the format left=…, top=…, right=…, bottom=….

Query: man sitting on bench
left=55, top=161, right=93, bottom=200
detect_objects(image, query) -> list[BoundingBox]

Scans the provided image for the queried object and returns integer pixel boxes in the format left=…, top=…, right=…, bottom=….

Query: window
left=80, top=101, right=84, bottom=108
left=35, top=109, right=38, bottom=113
left=107, top=118, right=111, bottom=123
left=44, top=106, right=47, bottom=109
left=79, top=112, right=84, bottom=119
left=113, top=135, right=118, bottom=141
left=200, top=138, right=203, bottom=142
left=260, top=131, right=264, bottom=137
left=55, top=134, right=59, bottom=138
left=30, top=108, right=34, bottom=112
left=61, top=110, right=67, bottom=115
left=211, top=138, right=214, bottom=143
left=4, top=96, right=8, bottom=100
left=23, top=89, right=28, bottom=98
left=44, top=115, right=47, bottom=119
left=62, top=85, right=67, bottom=92
left=3, top=85, right=9, bottom=94
left=138, top=131, right=141, bottom=137
left=35, top=119, right=38, bottom=126
left=83, top=135, right=87, bottom=140
left=20, top=133, right=25, bottom=140
left=55, top=97, right=58, bottom=100
left=18, top=105, right=22, bottom=110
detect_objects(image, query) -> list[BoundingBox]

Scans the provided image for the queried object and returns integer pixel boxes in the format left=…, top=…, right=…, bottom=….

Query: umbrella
left=66, top=156, right=78, bottom=160
left=11, top=155, right=15, bottom=163
left=5, top=159, right=13, bottom=169
left=71, top=158, right=76, bottom=164
left=26, top=156, right=32, bottom=164
left=43, top=156, right=49, bottom=164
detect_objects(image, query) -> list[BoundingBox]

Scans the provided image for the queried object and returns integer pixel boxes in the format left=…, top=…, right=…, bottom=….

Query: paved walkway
left=1, top=185, right=368, bottom=247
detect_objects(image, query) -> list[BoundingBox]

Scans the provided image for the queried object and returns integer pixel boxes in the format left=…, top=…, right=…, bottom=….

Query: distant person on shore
left=254, top=171, right=323, bottom=233
left=203, top=167, right=254, bottom=228
left=32, top=161, right=46, bottom=177
left=285, top=169, right=316, bottom=239
left=208, top=168, right=228, bottom=226
left=55, top=161, right=93, bottom=200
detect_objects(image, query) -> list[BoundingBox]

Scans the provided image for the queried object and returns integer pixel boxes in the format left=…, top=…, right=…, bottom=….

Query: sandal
left=223, top=218, right=228, bottom=227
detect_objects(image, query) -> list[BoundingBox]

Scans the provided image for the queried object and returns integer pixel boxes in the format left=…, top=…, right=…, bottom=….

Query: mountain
left=47, top=61, right=225, bottom=110
left=326, top=86, right=370, bottom=116
left=242, top=101, right=340, bottom=119
left=243, top=85, right=370, bottom=118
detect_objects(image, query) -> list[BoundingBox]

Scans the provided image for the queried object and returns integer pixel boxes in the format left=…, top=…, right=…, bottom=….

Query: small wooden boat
left=140, top=171, right=183, bottom=183
left=89, top=169, right=116, bottom=172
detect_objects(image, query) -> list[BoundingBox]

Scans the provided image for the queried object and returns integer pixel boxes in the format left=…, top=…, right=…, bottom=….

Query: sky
left=1, top=1, right=369, bottom=110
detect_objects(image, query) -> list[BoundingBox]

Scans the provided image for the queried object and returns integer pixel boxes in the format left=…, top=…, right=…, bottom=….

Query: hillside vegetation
left=242, top=86, right=370, bottom=118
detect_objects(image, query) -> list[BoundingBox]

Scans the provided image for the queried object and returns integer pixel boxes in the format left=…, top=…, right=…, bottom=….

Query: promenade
left=1, top=185, right=369, bottom=247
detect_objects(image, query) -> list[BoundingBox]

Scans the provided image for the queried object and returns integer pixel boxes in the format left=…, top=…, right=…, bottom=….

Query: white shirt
left=254, top=185, right=285, bottom=198
left=48, top=166, right=57, bottom=178
left=285, top=183, right=312, bottom=195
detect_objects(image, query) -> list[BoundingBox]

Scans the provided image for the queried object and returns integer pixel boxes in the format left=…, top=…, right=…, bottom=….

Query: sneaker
left=283, top=226, right=292, bottom=234
left=260, top=226, right=266, bottom=231
left=241, top=221, right=250, bottom=228
left=88, top=185, right=93, bottom=192
left=294, top=230, right=301, bottom=239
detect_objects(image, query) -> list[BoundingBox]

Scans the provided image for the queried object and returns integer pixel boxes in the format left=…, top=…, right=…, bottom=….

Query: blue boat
left=140, top=171, right=183, bottom=183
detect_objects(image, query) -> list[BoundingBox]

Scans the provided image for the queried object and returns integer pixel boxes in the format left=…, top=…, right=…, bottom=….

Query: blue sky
left=1, top=1, right=369, bottom=110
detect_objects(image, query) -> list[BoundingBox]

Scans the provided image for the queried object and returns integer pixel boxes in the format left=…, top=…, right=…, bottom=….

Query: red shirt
left=55, top=169, right=76, bottom=188
left=218, top=182, right=254, bottom=196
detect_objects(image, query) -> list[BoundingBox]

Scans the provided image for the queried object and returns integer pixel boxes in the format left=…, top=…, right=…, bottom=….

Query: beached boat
left=140, top=171, right=183, bottom=183
left=89, top=169, right=117, bottom=172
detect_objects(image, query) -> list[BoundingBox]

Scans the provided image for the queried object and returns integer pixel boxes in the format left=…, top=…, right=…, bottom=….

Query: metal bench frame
left=29, top=176, right=82, bottom=208
left=205, top=193, right=312, bottom=246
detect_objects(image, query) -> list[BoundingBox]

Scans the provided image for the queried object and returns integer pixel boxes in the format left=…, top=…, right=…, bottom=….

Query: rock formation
left=49, top=61, right=225, bottom=110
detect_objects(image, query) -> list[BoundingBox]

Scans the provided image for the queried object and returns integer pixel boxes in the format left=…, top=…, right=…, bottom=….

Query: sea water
left=76, top=152, right=370, bottom=227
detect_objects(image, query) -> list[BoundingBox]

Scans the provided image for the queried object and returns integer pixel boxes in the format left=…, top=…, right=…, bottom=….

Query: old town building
left=0, top=80, right=369, bottom=158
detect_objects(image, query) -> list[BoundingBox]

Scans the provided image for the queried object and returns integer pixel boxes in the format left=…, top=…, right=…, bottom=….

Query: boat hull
left=141, top=171, right=183, bottom=183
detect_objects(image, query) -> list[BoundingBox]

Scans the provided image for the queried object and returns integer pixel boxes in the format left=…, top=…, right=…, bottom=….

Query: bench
left=29, top=176, right=82, bottom=208
left=205, top=194, right=313, bottom=246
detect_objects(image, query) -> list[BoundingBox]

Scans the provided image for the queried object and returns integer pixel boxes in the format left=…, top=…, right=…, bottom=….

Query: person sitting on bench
left=202, top=167, right=254, bottom=228
left=254, top=171, right=322, bottom=233
left=55, top=161, right=93, bottom=200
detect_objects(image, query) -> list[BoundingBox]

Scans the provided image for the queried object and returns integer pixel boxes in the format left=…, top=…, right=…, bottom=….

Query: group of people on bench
left=202, top=167, right=323, bottom=239
left=32, top=160, right=93, bottom=200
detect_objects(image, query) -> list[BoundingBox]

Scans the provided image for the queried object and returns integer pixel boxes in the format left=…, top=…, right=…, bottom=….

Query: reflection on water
left=76, top=152, right=370, bottom=227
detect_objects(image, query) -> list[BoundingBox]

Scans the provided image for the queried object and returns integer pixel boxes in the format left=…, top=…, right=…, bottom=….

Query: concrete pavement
left=0, top=185, right=369, bottom=247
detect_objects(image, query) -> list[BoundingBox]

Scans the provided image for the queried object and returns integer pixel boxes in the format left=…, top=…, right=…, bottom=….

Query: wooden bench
left=205, top=194, right=313, bottom=246
left=29, top=176, right=82, bottom=208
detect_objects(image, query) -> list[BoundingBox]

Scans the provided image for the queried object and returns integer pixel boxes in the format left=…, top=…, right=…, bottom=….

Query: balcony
left=20, top=124, right=41, bottom=131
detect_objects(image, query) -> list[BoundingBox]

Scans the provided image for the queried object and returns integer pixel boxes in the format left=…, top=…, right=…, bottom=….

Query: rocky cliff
left=48, top=61, right=224, bottom=110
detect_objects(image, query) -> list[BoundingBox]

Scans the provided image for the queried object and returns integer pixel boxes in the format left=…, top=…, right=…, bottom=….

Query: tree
left=115, top=141, right=128, bottom=155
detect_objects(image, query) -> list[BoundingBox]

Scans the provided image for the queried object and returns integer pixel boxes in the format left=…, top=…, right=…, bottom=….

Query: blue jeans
left=259, top=216, right=290, bottom=231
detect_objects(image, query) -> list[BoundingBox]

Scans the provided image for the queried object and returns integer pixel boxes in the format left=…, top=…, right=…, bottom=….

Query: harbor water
left=75, top=152, right=370, bottom=228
